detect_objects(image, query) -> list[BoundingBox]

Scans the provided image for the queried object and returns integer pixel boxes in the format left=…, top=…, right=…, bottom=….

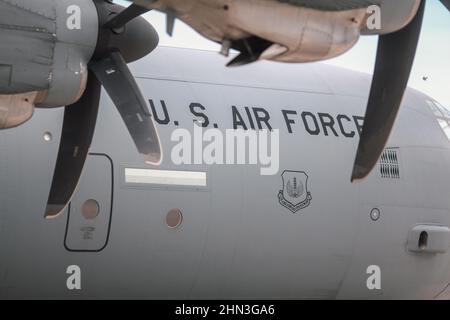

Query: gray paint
left=0, top=0, right=98, bottom=106
left=0, top=47, right=449, bottom=299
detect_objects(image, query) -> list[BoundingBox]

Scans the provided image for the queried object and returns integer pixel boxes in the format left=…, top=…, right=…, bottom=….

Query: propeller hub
left=92, top=0, right=159, bottom=63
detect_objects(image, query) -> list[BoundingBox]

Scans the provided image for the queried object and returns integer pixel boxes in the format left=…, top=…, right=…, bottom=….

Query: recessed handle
left=407, top=225, right=450, bottom=254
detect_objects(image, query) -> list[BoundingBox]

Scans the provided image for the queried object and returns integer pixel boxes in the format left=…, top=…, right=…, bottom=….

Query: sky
left=120, top=0, right=450, bottom=106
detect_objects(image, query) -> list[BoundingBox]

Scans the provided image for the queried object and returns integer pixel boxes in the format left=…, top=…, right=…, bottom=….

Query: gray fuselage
left=1, top=47, right=450, bottom=299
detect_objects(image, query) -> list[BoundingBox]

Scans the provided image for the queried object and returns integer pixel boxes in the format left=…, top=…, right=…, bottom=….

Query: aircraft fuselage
left=1, top=47, right=450, bottom=299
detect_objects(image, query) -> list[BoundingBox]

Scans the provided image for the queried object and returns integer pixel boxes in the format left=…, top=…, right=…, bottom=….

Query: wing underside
left=278, top=0, right=382, bottom=11
left=134, top=0, right=383, bottom=11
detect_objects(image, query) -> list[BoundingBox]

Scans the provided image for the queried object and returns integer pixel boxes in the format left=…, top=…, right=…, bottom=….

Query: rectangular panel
left=65, top=154, right=113, bottom=252
left=125, top=168, right=207, bottom=187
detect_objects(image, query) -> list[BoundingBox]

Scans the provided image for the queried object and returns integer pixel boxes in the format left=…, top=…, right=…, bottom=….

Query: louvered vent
left=380, top=148, right=400, bottom=179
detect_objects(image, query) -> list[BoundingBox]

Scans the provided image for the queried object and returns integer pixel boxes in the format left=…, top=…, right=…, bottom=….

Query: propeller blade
left=89, top=51, right=162, bottom=164
left=440, top=0, right=450, bottom=11
left=227, top=37, right=273, bottom=67
left=166, top=10, right=176, bottom=36
left=351, top=0, right=426, bottom=182
left=103, top=3, right=150, bottom=29
left=45, top=73, right=101, bottom=218
left=227, top=53, right=261, bottom=67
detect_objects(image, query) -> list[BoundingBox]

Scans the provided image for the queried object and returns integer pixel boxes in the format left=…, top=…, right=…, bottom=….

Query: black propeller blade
left=45, top=74, right=101, bottom=218
left=440, top=0, right=450, bottom=11
left=90, top=51, right=161, bottom=164
left=45, top=0, right=161, bottom=218
left=227, top=37, right=274, bottom=67
left=103, top=3, right=150, bottom=29
left=351, top=0, right=426, bottom=182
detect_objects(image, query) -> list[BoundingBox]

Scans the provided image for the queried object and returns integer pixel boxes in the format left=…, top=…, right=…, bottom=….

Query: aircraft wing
left=276, top=0, right=382, bottom=11
left=129, top=0, right=412, bottom=64
left=133, top=0, right=382, bottom=11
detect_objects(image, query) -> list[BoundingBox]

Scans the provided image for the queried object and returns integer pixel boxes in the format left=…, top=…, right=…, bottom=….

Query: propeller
left=226, top=37, right=274, bottom=67
left=350, top=0, right=427, bottom=182
left=45, top=0, right=160, bottom=218
left=102, top=3, right=149, bottom=29
left=440, top=0, right=450, bottom=11
left=352, top=0, right=450, bottom=181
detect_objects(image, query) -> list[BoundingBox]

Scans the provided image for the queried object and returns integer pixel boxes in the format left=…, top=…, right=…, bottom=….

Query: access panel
left=64, top=153, right=113, bottom=252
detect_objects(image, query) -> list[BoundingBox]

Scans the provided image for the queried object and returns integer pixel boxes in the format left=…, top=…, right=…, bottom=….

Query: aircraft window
left=427, top=100, right=450, bottom=119
left=436, top=102, right=450, bottom=118
left=81, top=199, right=100, bottom=220
left=125, top=168, right=207, bottom=187
left=438, top=119, right=450, bottom=141
left=427, top=101, right=444, bottom=117
left=428, top=101, right=450, bottom=141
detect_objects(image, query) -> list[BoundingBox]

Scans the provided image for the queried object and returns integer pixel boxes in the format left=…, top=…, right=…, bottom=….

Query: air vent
left=380, top=148, right=400, bottom=179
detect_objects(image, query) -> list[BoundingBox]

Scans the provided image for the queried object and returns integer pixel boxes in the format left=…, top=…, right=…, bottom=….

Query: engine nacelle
left=0, top=0, right=98, bottom=108
left=150, top=0, right=368, bottom=63
left=360, top=0, right=421, bottom=35
left=149, top=0, right=422, bottom=63
left=227, top=0, right=367, bottom=63
left=0, top=92, right=36, bottom=129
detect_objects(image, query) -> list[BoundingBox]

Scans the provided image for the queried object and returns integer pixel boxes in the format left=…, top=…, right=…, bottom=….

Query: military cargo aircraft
left=0, top=0, right=449, bottom=299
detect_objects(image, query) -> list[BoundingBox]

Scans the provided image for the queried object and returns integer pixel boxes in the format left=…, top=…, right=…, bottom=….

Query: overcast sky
left=121, top=1, right=450, bottom=106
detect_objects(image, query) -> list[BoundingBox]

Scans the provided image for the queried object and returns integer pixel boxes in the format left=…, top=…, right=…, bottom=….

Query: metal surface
left=90, top=51, right=161, bottom=164
left=0, top=48, right=449, bottom=299
left=45, top=74, right=101, bottom=219
left=351, top=0, right=425, bottom=182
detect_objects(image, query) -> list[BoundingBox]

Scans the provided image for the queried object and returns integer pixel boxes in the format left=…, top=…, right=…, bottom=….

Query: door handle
left=407, top=225, right=450, bottom=254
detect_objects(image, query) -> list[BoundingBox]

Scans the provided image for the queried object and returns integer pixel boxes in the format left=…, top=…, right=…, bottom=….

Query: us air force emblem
left=278, top=171, right=312, bottom=213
